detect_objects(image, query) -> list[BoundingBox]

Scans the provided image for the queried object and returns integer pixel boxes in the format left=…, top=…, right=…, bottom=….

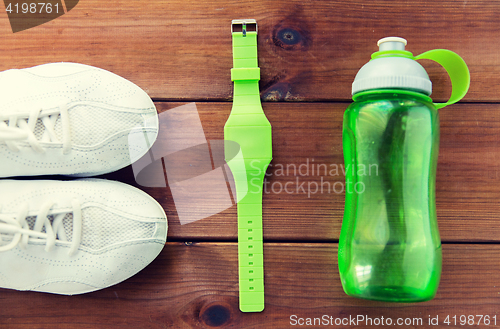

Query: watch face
left=225, top=125, right=272, bottom=160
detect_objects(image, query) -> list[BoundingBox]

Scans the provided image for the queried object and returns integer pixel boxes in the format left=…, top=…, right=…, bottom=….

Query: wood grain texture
left=0, top=243, right=498, bottom=328
left=105, top=102, right=500, bottom=242
left=0, top=0, right=496, bottom=102
left=0, top=0, right=498, bottom=327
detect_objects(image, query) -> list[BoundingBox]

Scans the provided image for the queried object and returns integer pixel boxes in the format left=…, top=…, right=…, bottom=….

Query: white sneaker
left=0, top=63, right=158, bottom=177
left=0, top=179, right=167, bottom=295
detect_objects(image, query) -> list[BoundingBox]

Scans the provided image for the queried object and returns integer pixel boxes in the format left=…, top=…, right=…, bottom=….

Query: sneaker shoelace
left=0, top=199, right=82, bottom=256
left=0, top=104, right=71, bottom=154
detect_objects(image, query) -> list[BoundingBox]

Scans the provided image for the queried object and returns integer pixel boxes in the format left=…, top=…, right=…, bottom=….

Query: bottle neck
left=353, top=89, right=433, bottom=103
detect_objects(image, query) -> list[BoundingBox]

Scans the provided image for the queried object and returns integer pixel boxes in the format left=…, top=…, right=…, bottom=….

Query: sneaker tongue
left=1, top=115, right=63, bottom=143
left=32, top=116, right=63, bottom=142
left=22, top=213, right=73, bottom=242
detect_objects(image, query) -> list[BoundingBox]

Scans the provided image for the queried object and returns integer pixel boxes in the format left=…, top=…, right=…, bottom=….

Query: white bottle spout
left=377, top=37, right=407, bottom=51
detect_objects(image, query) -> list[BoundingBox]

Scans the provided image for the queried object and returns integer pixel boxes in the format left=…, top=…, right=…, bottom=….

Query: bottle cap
left=352, top=37, right=432, bottom=96
left=352, top=37, right=470, bottom=109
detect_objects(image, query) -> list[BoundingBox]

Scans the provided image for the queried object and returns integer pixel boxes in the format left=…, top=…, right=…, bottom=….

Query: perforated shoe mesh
left=79, top=207, right=156, bottom=250
left=55, top=105, right=147, bottom=146
left=33, top=120, right=46, bottom=140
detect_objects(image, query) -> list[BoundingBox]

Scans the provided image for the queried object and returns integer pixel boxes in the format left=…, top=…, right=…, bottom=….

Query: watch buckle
left=231, top=19, right=258, bottom=36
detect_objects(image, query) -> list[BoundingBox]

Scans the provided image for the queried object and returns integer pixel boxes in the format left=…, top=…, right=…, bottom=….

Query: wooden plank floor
left=2, top=243, right=499, bottom=328
left=1, top=0, right=499, bottom=328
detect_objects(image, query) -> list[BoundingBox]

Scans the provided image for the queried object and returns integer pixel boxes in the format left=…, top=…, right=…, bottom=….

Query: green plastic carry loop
left=415, top=49, right=470, bottom=109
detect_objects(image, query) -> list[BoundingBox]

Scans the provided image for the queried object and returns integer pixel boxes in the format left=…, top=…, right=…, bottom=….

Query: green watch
left=224, top=19, right=272, bottom=313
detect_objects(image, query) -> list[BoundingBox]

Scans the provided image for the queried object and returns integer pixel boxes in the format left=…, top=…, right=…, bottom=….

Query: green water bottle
left=338, top=37, right=470, bottom=302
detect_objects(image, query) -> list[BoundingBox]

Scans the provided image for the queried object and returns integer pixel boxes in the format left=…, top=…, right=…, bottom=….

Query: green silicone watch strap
left=225, top=19, right=272, bottom=313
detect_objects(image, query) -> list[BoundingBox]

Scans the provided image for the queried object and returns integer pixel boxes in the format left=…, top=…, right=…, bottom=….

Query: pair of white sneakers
left=0, top=63, right=167, bottom=295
